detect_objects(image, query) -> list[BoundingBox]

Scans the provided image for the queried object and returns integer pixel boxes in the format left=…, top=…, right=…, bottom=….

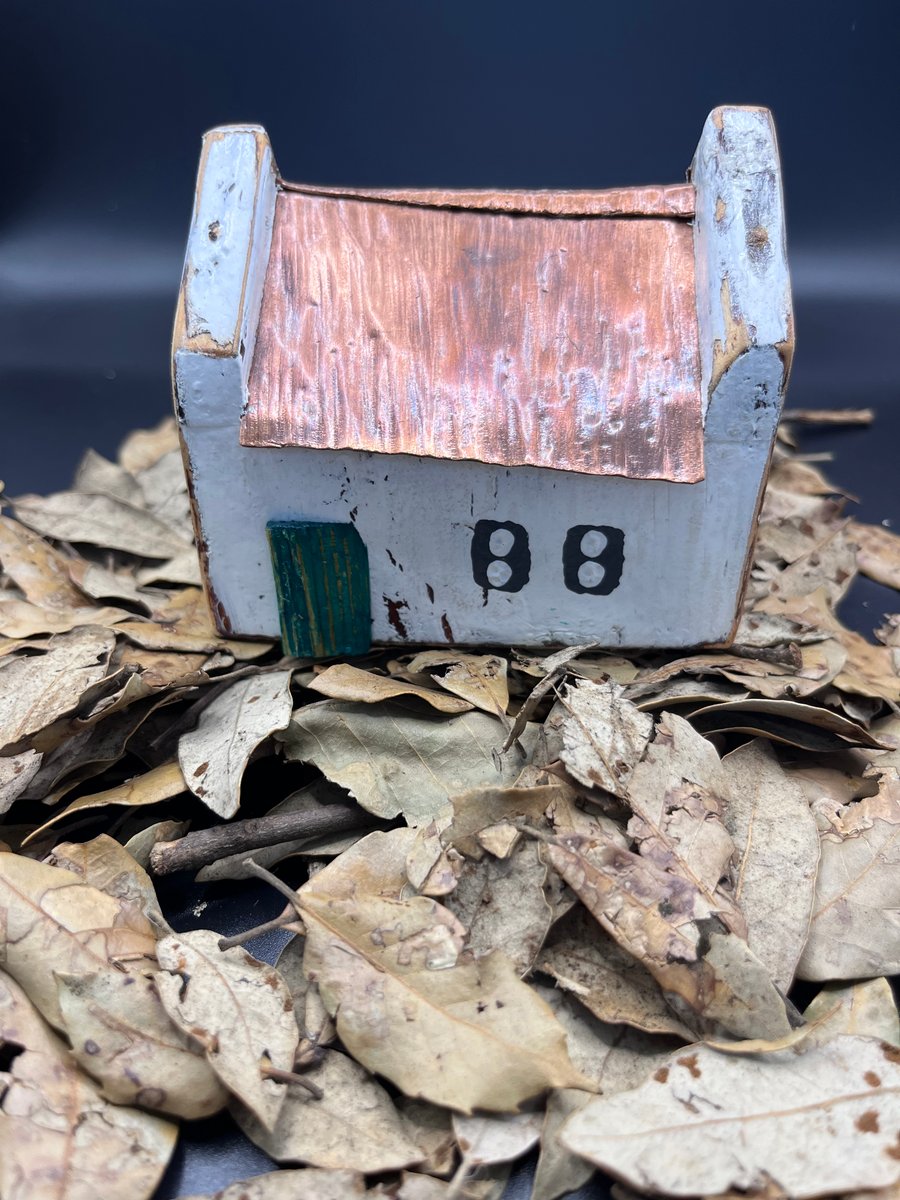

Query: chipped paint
left=384, top=596, right=410, bottom=639
left=710, top=275, right=753, bottom=395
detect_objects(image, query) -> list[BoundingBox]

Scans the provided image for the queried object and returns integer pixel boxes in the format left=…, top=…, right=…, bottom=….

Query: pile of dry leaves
left=0, top=415, right=899, bottom=1200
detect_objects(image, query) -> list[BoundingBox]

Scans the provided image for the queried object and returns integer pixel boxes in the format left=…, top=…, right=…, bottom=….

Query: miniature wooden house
left=173, top=107, right=793, bottom=657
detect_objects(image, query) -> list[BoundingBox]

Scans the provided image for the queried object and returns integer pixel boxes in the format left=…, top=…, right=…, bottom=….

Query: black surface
left=2, top=2, right=899, bottom=1197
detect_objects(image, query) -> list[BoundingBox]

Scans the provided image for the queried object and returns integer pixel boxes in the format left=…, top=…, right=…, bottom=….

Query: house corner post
left=690, top=105, right=794, bottom=425
left=172, top=125, right=279, bottom=635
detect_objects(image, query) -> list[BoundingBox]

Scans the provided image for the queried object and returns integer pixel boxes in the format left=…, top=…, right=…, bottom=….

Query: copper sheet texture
left=279, top=181, right=696, bottom=218
left=242, top=191, right=705, bottom=483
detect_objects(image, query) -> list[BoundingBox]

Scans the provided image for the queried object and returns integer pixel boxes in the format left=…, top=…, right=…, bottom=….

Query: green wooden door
left=266, top=521, right=371, bottom=659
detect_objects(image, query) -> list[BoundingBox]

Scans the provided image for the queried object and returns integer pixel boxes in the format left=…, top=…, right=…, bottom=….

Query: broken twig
left=149, top=802, right=366, bottom=875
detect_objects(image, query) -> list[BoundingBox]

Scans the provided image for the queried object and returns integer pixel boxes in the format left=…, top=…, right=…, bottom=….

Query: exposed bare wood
left=782, top=408, right=875, bottom=426
left=279, top=179, right=695, bottom=217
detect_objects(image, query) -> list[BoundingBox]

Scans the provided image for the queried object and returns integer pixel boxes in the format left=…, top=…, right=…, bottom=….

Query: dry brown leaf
left=116, top=644, right=210, bottom=689
left=298, top=886, right=585, bottom=1112
left=405, top=651, right=510, bottom=718
left=452, top=1110, right=542, bottom=1166
left=118, top=416, right=180, bottom=474
left=233, top=1047, right=424, bottom=1172
left=67, top=556, right=154, bottom=609
left=834, top=629, right=900, bottom=703
left=123, top=819, right=190, bottom=868
left=624, top=711, right=745, bottom=933
left=56, top=969, right=229, bottom=1118
left=0, top=970, right=177, bottom=1200
left=280, top=700, right=539, bottom=826
left=0, top=626, right=115, bottom=753
left=309, top=662, right=473, bottom=712
left=275, top=935, right=336, bottom=1059
left=720, top=739, right=820, bottom=991
left=531, top=1089, right=596, bottom=1200
left=0, top=749, right=42, bottom=815
left=543, top=834, right=792, bottom=1040
left=755, top=587, right=900, bottom=704
left=27, top=668, right=156, bottom=756
left=561, top=1036, right=900, bottom=1198
left=691, top=695, right=886, bottom=751
left=12, top=490, right=190, bottom=558
left=715, top=639, right=847, bottom=702
left=531, top=985, right=681, bottom=1200
left=0, top=634, right=53, bottom=660
left=25, top=759, right=187, bottom=844
left=538, top=906, right=694, bottom=1039
left=789, top=759, right=876, bottom=817
left=396, top=1098, right=457, bottom=1177
left=46, top=834, right=163, bottom=921
left=853, top=521, right=900, bottom=591
left=542, top=782, right=629, bottom=849
left=155, top=929, right=298, bottom=1130
left=555, top=678, right=653, bottom=797
left=0, top=596, right=131, bottom=638
left=475, top=821, right=520, bottom=857
left=767, top=523, right=859, bottom=606
left=442, top=783, right=566, bottom=849
left=798, top=770, right=900, bottom=980
left=623, top=653, right=795, bottom=699
left=73, top=446, right=145, bottom=505
left=136, top=448, right=192, bottom=531
left=298, top=826, right=419, bottom=900
left=178, top=670, right=294, bottom=818
left=181, top=1170, right=366, bottom=1200
left=405, top=817, right=463, bottom=895
left=444, top=839, right=553, bottom=975
left=135, top=545, right=203, bottom=587
left=0, top=515, right=88, bottom=609
left=732, top=606, right=825, bottom=648
left=0, top=851, right=156, bottom=1029
left=803, top=978, right=900, bottom=1047
left=632, top=678, right=750, bottom=711
left=16, top=693, right=176, bottom=810
left=115, top=587, right=271, bottom=658
left=394, top=1170, right=511, bottom=1200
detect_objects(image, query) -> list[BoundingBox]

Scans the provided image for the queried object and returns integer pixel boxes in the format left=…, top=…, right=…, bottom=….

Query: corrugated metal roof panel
left=241, top=189, right=705, bottom=482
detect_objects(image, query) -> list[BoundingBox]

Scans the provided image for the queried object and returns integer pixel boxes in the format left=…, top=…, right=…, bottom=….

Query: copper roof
left=241, top=186, right=705, bottom=482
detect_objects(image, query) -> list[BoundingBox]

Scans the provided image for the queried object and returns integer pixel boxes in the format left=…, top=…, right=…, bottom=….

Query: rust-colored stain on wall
left=242, top=189, right=705, bottom=483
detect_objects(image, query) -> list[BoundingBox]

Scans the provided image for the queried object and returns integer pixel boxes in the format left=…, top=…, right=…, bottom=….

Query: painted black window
left=471, top=520, right=531, bottom=592
left=562, top=525, right=625, bottom=594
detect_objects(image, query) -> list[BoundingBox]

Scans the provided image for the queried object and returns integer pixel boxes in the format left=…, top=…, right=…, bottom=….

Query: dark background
left=1, top=2, right=898, bottom=1197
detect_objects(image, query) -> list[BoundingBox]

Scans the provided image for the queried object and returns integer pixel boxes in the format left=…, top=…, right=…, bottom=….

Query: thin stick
left=149, top=802, right=366, bottom=875
left=242, top=858, right=304, bottom=915
left=445, top=1158, right=477, bottom=1200
left=782, top=406, right=875, bottom=426
left=218, top=905, right=298, bottom=951
left=262, top=1065, right=323, bottom=1100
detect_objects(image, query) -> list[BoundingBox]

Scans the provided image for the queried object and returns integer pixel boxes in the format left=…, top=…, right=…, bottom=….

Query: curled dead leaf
left=155, top=929, right=299, bottom=1130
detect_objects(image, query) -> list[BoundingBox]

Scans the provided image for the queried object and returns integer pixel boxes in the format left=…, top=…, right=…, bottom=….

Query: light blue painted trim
left=179, top=125, right=278, bottom=360
left=691, top=106, right=794, bottom=414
